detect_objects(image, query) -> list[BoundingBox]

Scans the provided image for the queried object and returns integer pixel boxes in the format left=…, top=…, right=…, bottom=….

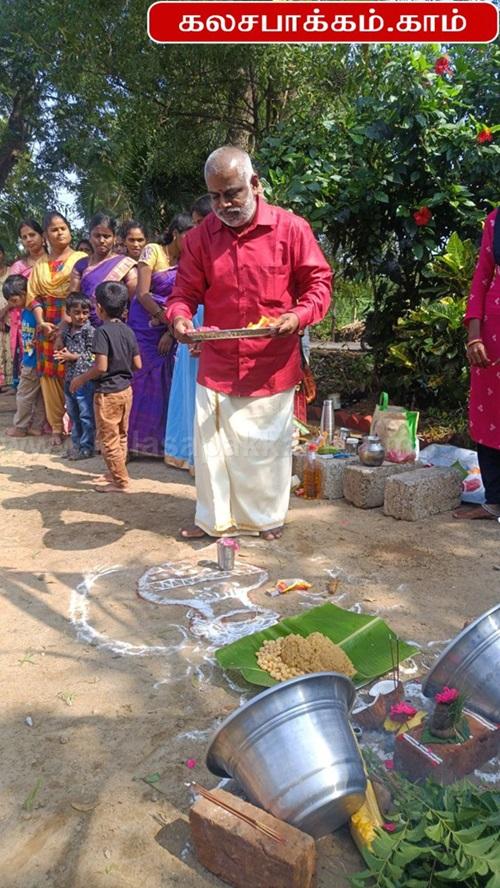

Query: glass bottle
left=303, top=443, right=323, bottom=499
left=320, top=399, right=335, bottom=446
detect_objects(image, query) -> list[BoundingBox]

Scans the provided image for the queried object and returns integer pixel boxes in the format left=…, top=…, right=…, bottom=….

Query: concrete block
left=383, top=466, right=462, bottom=521
left=343, top=462, right=420, bottom=509
left=190, top=788, right=316, bottom=888
left=293, top=452, right=358, bottom=500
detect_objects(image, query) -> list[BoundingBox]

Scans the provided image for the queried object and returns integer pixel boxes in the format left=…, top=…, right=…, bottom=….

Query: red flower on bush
left=434, top=56, right=452, bottom=76
left=435, top=687, right=460, bottom=704
left=477, top=128, right=493, bottom=144
left=413, top=206, right=432, bottom=227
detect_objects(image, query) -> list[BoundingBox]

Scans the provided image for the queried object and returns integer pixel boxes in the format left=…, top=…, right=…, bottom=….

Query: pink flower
left=435, top=687, right=460, bottom=704
left=383, top=822, right=397, bottom=832
left=185, top=758, right=197, bottom=769
left=390, top=702, right=417, bottom=723
left=413, top=206, right=432, bottom=227
left=434, top=56, right=452, bottom=76
left=384, top=759, right=394, bottom=770
left=477, top=128, right=493, bottom=144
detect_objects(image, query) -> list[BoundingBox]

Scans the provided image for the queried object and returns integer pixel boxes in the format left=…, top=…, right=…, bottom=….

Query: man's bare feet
left=95, top=483, right=130, bottom=493
left=5, top=427, right=27, bottom=437
left=50, top=434, right=64, bottom=447
left=260, top=527, right=283, bottom=540
left=179, top=525, right=211, bottom=539
left=453, top=504, right=497, bottom=520
left=27, top=428, right=43, bottom=437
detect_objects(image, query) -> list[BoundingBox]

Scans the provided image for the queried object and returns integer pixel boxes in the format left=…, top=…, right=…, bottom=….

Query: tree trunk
left=0, top=89, right=33, bottom=191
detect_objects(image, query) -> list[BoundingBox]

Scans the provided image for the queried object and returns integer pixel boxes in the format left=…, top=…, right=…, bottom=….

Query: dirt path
left=0, top=390, right=498, bottom=888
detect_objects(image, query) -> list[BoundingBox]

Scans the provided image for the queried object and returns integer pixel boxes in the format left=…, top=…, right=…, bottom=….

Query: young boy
left=54, top=293, right=95, bottom=460
left=70, top=281, right=141, bottom=492
left=4, top=274, right=47, bottom=437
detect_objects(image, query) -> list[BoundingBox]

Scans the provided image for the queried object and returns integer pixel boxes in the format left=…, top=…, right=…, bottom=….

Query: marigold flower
left=435, top=686, right=460, bottom=704
left=413, top=206, right=432, bottom=226
left=477, top=128, right=493, bottom=144
left=434, top=56, right=452, bottom=75
left=389, top=702, right=418, bottom=723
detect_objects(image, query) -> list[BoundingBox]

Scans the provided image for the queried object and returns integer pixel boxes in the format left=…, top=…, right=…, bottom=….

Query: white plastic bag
left=419, top=444, right=485, bottom=504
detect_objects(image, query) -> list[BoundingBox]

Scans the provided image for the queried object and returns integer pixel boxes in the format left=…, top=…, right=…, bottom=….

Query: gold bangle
left=466, top=339, right=483, bottom=348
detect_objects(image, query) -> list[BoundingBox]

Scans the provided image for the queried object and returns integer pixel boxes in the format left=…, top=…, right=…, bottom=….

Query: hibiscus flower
left=477, top=128, right=493, bottom=144
left=435, top=687, right=460, bottom=704
left=434, top=56, right=452, bottom=76
left=389, top=702, right=418, bottom=723
left=413, top=206, right=432, bottom=226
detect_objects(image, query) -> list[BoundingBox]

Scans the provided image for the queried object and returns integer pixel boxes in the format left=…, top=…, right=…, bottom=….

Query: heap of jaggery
left=256, top=632, right=356, bottom=682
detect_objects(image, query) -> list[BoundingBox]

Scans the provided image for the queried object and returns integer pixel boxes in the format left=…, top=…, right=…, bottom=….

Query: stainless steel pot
left=206, top=673, right=366, bottom=837
left=422, top=603, right=500, bottom=722
left=358, top=434, right=385, bottom=467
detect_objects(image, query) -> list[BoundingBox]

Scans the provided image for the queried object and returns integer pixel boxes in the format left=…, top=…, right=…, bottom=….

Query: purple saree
left=127, top=266, right=177, bottom=456
left=75, top=255, right=137, bottom=326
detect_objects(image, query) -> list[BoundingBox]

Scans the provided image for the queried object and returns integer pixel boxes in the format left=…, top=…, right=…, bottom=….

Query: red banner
left=148, top=2, right=498, bottom=44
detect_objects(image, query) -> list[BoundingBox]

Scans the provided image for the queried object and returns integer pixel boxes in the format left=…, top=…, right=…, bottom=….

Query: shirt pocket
left=248, top=263, right=292, bottom=313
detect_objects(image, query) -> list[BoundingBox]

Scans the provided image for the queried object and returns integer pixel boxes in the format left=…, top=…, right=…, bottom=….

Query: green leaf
left=425, top=822, right=445, bottom=842
left=464, top=834, right=500, bottom=857
left=215, top=603, right=417, bottom=688
left=412, top=243, right=424, bottom=260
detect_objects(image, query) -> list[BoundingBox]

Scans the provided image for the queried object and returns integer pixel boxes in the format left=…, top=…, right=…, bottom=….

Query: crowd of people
left=1, top=144, right=497, bottom=535
left=0, top=146, right=332, bottom=537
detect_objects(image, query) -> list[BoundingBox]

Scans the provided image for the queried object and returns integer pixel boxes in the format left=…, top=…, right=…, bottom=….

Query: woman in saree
left=164, top=197, right=210, bottom=471
left=0, top=242, right=13, bottom=390
left=9, top=219, right=47, bottom=382
left=128, top=213, right=194, bottom=456
left=27, top=212, right=87, bottom=445
left=120, top=220, right=147, bottom=262
left=69, top=212, right=137, bottom=326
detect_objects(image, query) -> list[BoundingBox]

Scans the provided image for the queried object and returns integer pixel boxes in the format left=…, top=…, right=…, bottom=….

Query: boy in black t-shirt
left=70, top=281, right=142, bottom=492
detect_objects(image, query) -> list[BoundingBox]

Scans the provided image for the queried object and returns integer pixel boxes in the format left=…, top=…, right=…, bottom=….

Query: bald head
left=204, top=145, right=259, bottom=229
left=204, top=146, right=254, bottom=183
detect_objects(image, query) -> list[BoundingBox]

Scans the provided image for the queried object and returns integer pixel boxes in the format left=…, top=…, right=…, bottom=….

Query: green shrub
left=384, top=232, right=476, bottom=408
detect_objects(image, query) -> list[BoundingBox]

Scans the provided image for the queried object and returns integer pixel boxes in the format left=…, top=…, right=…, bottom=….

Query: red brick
left=190, top=788, right=316, bottom=888
left=393, top=711, right=500, bottom=784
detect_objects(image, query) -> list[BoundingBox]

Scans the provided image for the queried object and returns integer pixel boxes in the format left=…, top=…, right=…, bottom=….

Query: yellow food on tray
left=256, top=632, right=356, bottom=681
left=246, top=316, right=277, bottom=329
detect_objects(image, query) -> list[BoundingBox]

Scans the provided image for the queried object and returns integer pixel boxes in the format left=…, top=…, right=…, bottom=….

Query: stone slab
left=190, top=788, right=316, bottom=888
left=293, top=451, right=358, bottom=500
left=343, top=461, right=421, bottom=509
left=383, top=466, right=462, bottom=521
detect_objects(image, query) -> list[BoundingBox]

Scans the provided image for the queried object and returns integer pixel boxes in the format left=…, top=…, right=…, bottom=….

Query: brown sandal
left=453, top=504, right=498, bottom=520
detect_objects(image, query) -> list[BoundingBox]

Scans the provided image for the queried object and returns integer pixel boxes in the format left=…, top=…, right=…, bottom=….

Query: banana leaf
left=215, top=603, right=417, bottom=688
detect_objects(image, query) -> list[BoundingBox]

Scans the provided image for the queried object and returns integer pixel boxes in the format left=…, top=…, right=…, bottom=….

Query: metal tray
left=187, top=327, right=277, bottom=342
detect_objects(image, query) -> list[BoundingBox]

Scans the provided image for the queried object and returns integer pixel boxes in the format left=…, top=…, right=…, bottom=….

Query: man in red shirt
left=166, top=146, right=332, bottom=540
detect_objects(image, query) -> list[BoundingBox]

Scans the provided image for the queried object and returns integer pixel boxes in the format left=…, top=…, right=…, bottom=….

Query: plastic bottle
left=303, top=443, right=323, bottom=499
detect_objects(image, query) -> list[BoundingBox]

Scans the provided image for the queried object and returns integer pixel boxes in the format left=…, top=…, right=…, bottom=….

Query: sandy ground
left=0, top=388, right=498, bottom=888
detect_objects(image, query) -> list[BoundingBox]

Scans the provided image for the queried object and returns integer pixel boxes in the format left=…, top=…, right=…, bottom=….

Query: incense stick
left=389, top=634, right=397, bottom=687
left=192, top=783, right=285, bottom=843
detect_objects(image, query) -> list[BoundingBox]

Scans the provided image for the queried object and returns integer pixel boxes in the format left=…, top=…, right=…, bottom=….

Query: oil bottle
left=303, top=443, right=323, bottom=499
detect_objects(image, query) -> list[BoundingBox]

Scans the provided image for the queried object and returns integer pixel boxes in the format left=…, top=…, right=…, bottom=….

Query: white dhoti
left=194, top=384, right=294, bottom=536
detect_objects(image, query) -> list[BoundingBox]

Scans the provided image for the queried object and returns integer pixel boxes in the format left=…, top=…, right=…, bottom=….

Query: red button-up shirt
left=165, top=198, right=333, bottom=397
